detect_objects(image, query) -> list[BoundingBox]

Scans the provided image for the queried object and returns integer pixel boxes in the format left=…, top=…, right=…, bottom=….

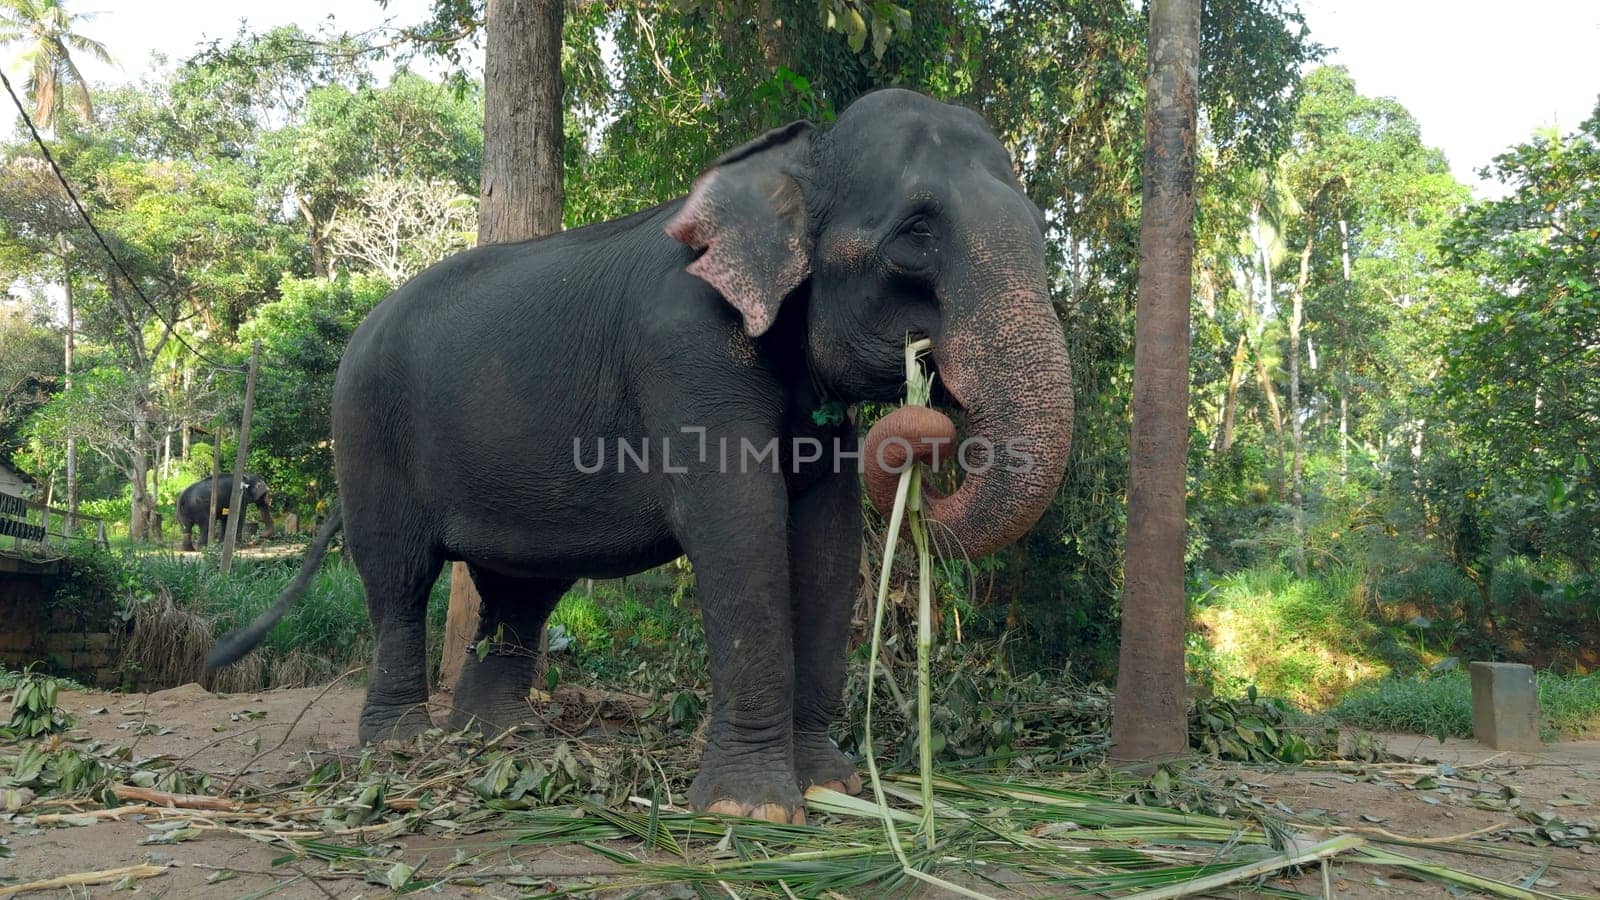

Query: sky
left=1297, top=0, right=1600, bottom=196
left=5, top=0, right=1600, bottom=198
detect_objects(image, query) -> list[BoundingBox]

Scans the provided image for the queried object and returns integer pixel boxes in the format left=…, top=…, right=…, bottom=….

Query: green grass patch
left=1189, top=566, right=1422, bottom=708
left=546, top=577, right=705, bottom=693
left=1331, top=670, right=1600, bottom=740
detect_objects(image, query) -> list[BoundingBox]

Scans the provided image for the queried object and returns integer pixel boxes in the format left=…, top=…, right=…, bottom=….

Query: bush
left=1330, top=672, right=1474, bottom=739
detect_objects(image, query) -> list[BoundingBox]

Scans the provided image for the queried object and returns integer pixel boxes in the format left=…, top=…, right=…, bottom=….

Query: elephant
left=176, top=473, right=274, bottom=551
left=208, top=89, right=1073, bottom=824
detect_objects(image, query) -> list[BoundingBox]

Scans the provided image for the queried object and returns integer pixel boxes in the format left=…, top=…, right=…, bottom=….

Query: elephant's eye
left=906, top=219, right=935, bottom=240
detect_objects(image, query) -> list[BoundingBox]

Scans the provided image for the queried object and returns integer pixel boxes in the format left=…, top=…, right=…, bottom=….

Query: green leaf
left=385, top=862, right=414, bottom=891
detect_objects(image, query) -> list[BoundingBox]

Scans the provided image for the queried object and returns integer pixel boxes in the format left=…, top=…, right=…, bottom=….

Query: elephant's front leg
left=790, top=457, right=865, bottom=797
left=673, top=472, right=803, bottom=824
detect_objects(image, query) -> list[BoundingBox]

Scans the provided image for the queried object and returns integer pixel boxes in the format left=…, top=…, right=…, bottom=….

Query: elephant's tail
left=205, top=510, right=344, bottom=673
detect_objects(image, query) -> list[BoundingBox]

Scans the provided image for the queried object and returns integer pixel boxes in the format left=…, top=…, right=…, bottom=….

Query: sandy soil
left=3, top=684, right=1598, bottom=898
left=1226, top=735, right=1600, bottom=897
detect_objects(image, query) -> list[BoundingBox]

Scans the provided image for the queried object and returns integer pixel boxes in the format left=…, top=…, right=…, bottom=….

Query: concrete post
left=1469, top=661, right=1541, bottom=750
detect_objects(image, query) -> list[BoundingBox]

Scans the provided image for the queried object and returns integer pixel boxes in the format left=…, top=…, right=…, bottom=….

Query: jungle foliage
left=1, top=1, right=1596, bottom=719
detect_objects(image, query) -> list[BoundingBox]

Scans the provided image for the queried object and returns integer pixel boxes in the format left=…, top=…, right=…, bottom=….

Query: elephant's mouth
left=862, top=306, right=1074, bottom=560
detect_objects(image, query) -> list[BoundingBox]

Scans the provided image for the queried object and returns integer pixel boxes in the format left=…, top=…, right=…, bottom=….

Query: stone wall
left=0, top=572, right=129, bottom=687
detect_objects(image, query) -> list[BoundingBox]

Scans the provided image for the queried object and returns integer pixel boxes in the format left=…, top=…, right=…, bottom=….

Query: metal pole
left=219, top=342, right=260, bottom=575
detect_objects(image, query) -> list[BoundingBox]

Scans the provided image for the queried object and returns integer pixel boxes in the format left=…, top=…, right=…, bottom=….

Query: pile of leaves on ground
left=841, top=639, right=1337, bottom=770
left=2, top=670, right=1591, bottom=897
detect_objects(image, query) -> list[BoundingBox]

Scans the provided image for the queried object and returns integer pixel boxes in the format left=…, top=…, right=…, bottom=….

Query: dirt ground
left=2, top=684, right=1598, bottom=898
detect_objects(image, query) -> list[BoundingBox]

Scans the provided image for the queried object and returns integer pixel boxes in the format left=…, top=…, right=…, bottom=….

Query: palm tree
left=0, top=0, right=113, bottom=132
left=1108, top=0, right=1202, bottom=762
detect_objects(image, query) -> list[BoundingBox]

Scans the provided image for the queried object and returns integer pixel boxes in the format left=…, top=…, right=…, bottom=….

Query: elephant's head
left=666, top=89, right=1072, bottom=557
left=242, top=475, right=274, bottom=537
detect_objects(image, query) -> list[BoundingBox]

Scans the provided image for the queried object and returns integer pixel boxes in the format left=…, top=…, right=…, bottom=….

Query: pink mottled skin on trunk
left=862, top=406, right=959, bottom=514
left=865, top=232, right=1073, bottom=559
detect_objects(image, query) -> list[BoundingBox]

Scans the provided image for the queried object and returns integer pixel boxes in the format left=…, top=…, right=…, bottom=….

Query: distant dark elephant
left=176, top=474, right=274, bottom=551
left=209, top=90, right=1073, bottom=824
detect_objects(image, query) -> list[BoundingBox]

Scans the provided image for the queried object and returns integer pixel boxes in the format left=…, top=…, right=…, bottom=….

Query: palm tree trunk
left=1110, top=0, right=1200, bottom=763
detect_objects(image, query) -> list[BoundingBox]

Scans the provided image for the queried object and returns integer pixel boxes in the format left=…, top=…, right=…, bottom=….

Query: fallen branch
left=34, top=804, right=168, bottom=824
left=0, top=864, right=168, bottom=897
left=111, top=784, right=242, bottom=811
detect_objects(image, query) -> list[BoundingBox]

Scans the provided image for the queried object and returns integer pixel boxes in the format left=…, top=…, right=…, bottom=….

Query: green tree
left=0, top=299, right=59, bottom=462
left=1440, top=103, right=1600, bottom=578
left=238, top=274, right=390, bottom=509
left=260, top=72, right=483, bottom=275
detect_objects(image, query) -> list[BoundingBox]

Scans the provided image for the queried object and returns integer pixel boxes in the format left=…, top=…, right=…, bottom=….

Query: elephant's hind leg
left=446, top=569, right=569, bottom=736
left=353, top=538, right=443, bottom=744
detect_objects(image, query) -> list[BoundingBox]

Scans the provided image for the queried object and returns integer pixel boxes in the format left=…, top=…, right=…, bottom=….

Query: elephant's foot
left=688, top=744, right=806, bottom=824
left=445, top=695, right=536, bottom=737
left=358, top=703, right=435, bottom=744
left=795, top=735, right=862, bottom=796
left=449, top=652, right=538, bottom=737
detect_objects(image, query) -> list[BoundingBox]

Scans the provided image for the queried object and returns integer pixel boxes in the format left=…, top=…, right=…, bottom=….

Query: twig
left=221, top=667, right=363, bottom=795
left=0, top=864, right=167, bottom=897
left=290, top=865, right=340, bottom=900
left=173, top=720, right=276, bottom=770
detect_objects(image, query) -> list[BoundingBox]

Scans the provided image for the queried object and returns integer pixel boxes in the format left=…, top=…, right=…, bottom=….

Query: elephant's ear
left=666, top=121, right=814, bottom=338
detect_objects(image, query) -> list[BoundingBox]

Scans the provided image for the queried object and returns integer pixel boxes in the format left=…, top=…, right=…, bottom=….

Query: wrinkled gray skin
left=208, top=90, right=1073, bottom=823
left=175, top=474, right=273, bottom=551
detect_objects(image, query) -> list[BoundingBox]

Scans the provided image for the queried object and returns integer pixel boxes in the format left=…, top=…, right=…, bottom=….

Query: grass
left=1189, top=566, right=1422, bottom=708
left=1332, top=670, right=1600, bottom=740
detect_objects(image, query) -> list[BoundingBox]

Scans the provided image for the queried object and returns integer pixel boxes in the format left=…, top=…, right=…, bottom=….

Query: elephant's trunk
left=863, top=203, right=1073, bottom=559
left=258, top=498, right=274, bottom=539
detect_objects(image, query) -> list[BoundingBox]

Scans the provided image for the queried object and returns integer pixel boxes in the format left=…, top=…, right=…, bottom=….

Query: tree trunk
left=181, top=369, right=192, bottom=461
left=1288, top=240, right=1311, bottom=577
left=295, top=195, right=330, bottom=278
left=1110, top=0, right=1199, bottom=763
left=477, top=0, right=565, bottom=241
left=129, top=420, right=150, bottom=542
left=219, top=343, right=260, bottom=575
left=1337, top=218, right=1351, bottom=483
left=208, top=437, right=221, bottom=550
left=1248, top=211, right=1288, bottom=484
left=62, top=243, right=78, bottom=538
left=1219, top=333, right=1247, bottom=453
left=1339, top=384, right=1349, bottom=483
left=442, top=0, right=567, bottom=690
